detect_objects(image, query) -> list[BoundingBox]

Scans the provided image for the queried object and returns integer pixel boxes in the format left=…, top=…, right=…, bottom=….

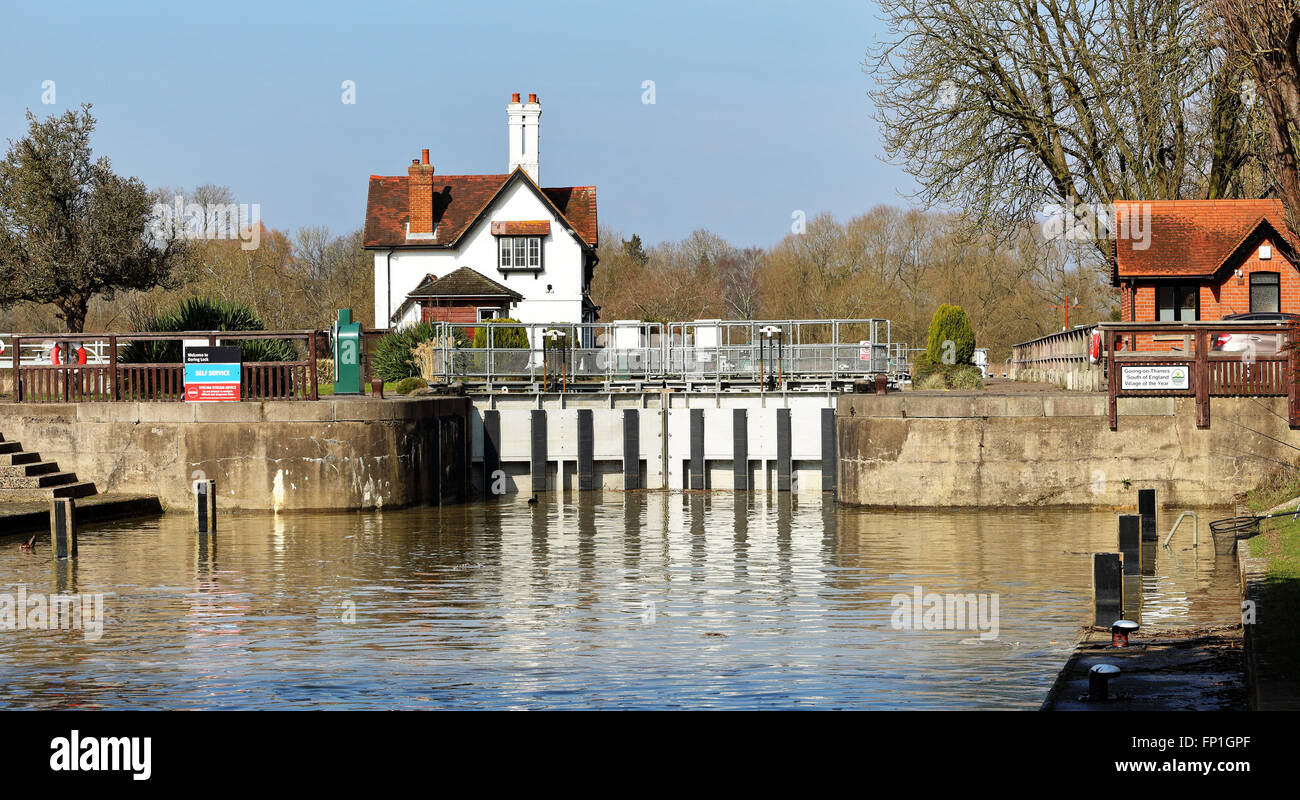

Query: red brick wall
left=419, top=298, right=510, bottom=337
left=1118, top=234, right=1297, bottom=350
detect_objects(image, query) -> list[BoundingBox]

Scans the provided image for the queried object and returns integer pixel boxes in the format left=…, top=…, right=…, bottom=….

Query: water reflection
left=0, top=496, right=1238, bottom=710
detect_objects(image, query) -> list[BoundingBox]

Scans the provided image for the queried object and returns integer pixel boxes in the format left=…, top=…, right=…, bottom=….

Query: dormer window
left=498, top=236, right=542, bottom=270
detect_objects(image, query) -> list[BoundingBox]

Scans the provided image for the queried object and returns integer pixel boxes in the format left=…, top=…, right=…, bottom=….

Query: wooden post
left=196, top=479, right=217, bottom=533
left=1119, top=514, right=1141, bottom=575
left=1106, top=328, right=1117, bottom=431
left=308, top=330, right=319, bottom=401
left=1195, top=327, right=1210, bottom=428
left=50, top=498, right=76, bottom=559
left=1290, top=320, right=1300, bottom=429
left=108, top=334, right=118, bottom=402
left=1093, top=553, right=1123, bottom=627
left=11, top=334, right=20, bottom=402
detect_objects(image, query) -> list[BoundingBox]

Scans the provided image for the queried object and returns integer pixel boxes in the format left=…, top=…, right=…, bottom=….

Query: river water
left=0, top=495, right=1239, bottom=710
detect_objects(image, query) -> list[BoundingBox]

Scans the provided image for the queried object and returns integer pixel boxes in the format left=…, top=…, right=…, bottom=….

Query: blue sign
left=184, top=363, right=242, bottom=384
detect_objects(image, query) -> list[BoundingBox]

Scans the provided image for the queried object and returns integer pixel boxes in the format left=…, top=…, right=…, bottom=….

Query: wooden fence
left=1009, top=324, right=1103, bottom=391
left=1099, top=321, right=1300, bottom=430
left=5, top=330, right=319, bottom=403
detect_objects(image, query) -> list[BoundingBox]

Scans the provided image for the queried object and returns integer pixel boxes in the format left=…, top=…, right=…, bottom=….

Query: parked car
left=1212, top=312, right=1300, bottom=356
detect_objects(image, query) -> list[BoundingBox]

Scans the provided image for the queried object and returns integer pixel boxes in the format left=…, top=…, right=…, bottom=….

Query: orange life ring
left=50, top=344, right=61, bottom=365
left=1088, top=330, right=1102, bottom=363
left=76, top=346, right=87, bottom=365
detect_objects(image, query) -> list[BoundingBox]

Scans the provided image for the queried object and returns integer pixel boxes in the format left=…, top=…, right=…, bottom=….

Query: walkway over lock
left=1, top=319, right=913, bottom=402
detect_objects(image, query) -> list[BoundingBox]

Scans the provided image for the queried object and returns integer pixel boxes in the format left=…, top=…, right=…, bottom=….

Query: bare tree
left=865, top=0, right=1259, bottom=255
left=1214, top=0, right=1300, bottom=235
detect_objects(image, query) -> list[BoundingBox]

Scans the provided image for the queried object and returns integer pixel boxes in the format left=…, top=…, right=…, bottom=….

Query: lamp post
left=545, top=328, right=568, bottom=392
left=760, top=325, right=784, bottom=390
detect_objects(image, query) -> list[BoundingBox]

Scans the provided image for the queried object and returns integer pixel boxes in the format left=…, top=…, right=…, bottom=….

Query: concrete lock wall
left=0, top=397, right=471, bottom=511
left=469, top=391, right=838, bottom=495
left=837, top=393, right=1297, bottom=508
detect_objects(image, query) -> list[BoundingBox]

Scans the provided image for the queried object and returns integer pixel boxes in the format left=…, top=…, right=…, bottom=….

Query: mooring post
left=1088, top=663, right=1120, bottom=701
left=482, top=409, right=501, bottom=495
left=689, top=408, right=704, bottom=490
left=49, top=498, right=76, bottom=559
left=1092, top=552, right=1122, bottom=626
left=623, top=408, right=640, bottom=490
left=1138, top=488, right=1157, bottom=542
left=530, top=409, right=547, bottom=493
left=820, top=407, right=836, bottom=496
left=776, top=407, right=792, bottom=492
left=196, top=479, right=217, bottom=533
left=1118, top=514, right=1140, bottom=575
left=577, top=408, right=594, bottom=491
left=1111, top=619, right=1139, bottom=647
left=733, top=408, right=748, bottom=490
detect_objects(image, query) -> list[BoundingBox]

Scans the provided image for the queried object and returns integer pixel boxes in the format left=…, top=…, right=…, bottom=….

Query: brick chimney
left=407, top=148, right=435, bottom=238
left=507, top=92, right=541, bottom=182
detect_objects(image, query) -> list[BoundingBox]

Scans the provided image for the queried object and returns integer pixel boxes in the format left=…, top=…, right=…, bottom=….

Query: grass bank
left=1251, top=515, right=1300, bottom=697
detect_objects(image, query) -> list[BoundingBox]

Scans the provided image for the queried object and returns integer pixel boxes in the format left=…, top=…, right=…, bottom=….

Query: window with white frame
left=498, top=236, right=542, bottom=270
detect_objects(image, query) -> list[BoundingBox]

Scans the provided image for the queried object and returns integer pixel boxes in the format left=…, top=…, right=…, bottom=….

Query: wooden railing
left=5, top=330, right=320, bottom=403
left=1099, top=321, right=1300, bottom=430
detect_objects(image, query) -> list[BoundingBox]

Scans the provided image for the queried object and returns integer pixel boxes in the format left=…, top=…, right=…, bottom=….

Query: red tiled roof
left=1113, top=199, right=1299, bottom=281
left=407, top=267, right=523, bottom=301
left=363, top=168, right=597, bottom=249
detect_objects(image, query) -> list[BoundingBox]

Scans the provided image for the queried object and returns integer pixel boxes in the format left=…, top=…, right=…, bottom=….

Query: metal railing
left=430, top=318, right=895, bottom=389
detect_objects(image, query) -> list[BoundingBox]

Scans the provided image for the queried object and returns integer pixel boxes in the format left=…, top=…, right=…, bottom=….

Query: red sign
left=185, top=383, right=241, bottom=402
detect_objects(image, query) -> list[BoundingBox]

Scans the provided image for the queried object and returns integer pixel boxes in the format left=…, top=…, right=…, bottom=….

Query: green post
left=333, top=309, right=363, bottom=395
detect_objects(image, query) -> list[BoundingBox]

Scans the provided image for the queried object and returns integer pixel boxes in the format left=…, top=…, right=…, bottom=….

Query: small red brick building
left=1113, top=199, right=1300, bottom=349
left=392, top=267, right=523, bottom=335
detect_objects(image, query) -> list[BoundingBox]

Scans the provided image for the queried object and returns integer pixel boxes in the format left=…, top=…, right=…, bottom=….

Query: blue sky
left=1, top=0, right=912, bottom=248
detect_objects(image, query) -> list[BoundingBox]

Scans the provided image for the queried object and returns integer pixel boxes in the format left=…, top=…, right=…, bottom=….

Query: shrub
left=373, top=322, right=436, bottom=382
left=119, top=297, right=296, bottom=363
left=915, top=372, right=948, bottom=391
left=393, top=376, right=426, bottom=395
left=948, top=364, right=985, bottom=390
left=472, top=318, right=529, bottom=349
left=925, top=304, right=976, bottom=367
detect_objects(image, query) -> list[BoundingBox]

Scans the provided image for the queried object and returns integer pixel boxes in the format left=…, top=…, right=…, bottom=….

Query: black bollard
left=1088, top=663, right=1120, bottom=700
left=49, top=498, right=76, bottom=559
left=196, top=479, right=217, bottom=533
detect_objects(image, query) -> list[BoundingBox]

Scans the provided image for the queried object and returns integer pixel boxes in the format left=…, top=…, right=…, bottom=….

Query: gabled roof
left=364, top=167, right=597, bottom=250
left=1113, top=199, right=1300, bottom=282
left=406, top=267, right=523, bottom=301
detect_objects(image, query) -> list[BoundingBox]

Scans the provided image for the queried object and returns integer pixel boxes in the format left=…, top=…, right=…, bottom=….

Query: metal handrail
left=1161, top=511, right=1198, bottom=549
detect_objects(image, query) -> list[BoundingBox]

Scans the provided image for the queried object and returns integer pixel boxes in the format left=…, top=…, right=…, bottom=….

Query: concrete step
left=0, top=451, right=41, bottom=466
left=0, top=481, right=98, bottom=501
left=0, top=442, right=23, bottom=454
left=0, top=461, right=59, bottom=478
left=0, top=471, right=80, bottom=490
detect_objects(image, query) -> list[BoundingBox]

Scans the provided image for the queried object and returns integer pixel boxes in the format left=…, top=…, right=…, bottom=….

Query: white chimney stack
left=507, top=92, right=540, bottom=183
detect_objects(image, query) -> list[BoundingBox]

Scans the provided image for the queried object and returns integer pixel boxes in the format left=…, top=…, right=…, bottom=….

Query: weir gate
left=456, top=319, right=910, bottom=497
